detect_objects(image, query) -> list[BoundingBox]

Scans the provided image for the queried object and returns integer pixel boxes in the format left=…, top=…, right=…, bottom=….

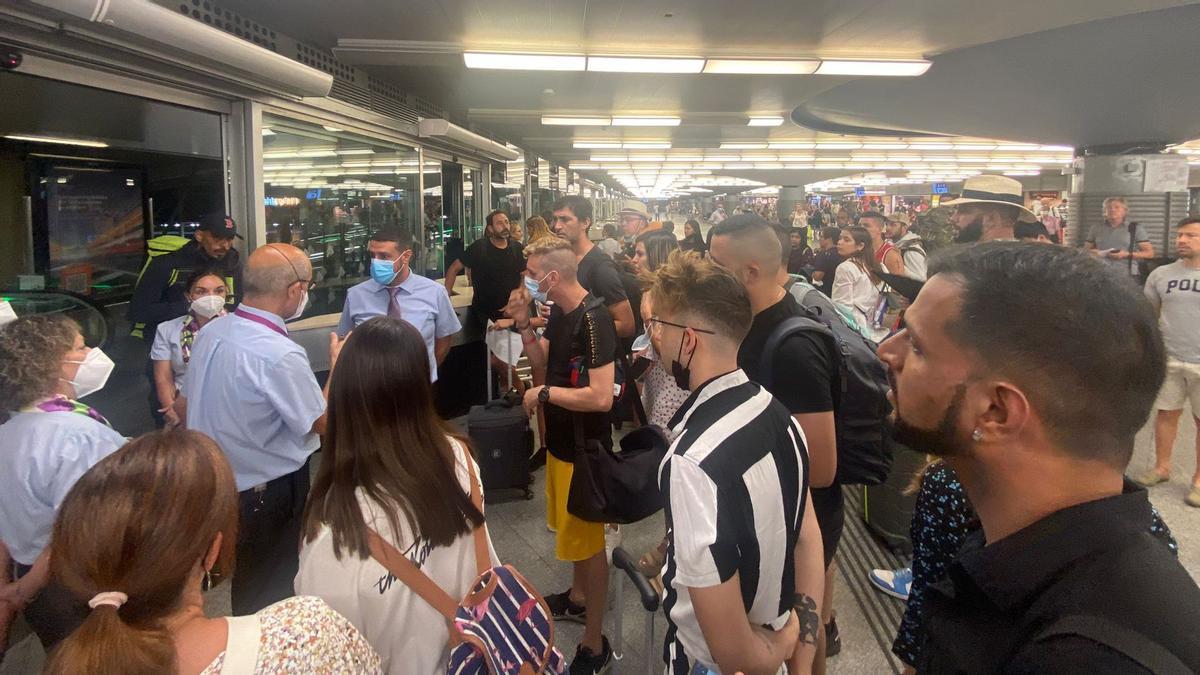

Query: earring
left=202, top=567, right=213, bottom=593
left=972, top=428, right=983, bottom=442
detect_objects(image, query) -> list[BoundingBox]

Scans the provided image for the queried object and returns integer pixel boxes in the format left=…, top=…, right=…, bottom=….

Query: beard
left=954, top=216, right=985, bottom=243
left=489, top=228, right=510, bottom=240
left=892, top=381, right=971, bottom=458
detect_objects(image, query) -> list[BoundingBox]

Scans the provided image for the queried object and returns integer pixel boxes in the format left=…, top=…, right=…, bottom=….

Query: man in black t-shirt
left=506, top=236, right=616, bottom=675
left=710, top=214, right=844, bottom=667
left=811, top=226, right=845, bottom=297
left=551, top=195, right=635, bottom=339
left=444, top=209, right=525, bottom=327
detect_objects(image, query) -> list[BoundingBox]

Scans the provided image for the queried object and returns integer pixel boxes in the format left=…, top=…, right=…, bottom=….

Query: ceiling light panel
left=720, top=142, right=768, bottom=149
left=543, top=116, right=611, bottom=126
left=622, top=142, right=671, bottom=149
left=815, top=142, right=862, bottom=149
left=703, top=59, right=819, bottom=74
left=587, top=57, right=705, bottom=73
left=611, top=116, right=682, bottom=126
left=815, top=59, right=932, bottom=76
left=464, top=52, right=586, bottom=71
left=768, top=142, right=816, bottom=149
left=748, top=116, right=785, bottom=127
left=574, top=141, right=621, bottom=149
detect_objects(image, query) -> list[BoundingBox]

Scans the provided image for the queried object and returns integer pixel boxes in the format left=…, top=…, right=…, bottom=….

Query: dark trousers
left=231, top=461, right=310, bottom=615
left=13, top=563, right=87, bottom=652
left=811, top=483, right=846, bottom=569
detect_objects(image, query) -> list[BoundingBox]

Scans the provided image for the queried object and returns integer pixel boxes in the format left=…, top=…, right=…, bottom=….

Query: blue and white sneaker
left=869, top=567, right=912, bottom=600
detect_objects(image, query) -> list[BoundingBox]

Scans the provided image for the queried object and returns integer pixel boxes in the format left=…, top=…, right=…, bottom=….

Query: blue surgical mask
left=371, top=258, right=398, bottom=285
left=524, top=272, right=551, bottom=303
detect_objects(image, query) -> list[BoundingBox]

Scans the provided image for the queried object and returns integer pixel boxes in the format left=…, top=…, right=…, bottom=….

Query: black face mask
left=670, top=331, right=696, bottom=391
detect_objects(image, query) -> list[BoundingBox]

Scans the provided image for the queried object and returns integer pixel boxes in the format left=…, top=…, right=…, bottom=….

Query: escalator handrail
left=0, top=289, right=113, bottom=348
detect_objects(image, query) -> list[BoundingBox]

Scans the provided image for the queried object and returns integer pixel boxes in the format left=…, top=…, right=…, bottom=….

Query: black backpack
left=763, top=281, right=894, bottom=486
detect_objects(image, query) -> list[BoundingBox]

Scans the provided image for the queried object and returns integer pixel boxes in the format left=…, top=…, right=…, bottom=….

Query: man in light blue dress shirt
left=180, top=243, right=343, bottom=614
left=337, top=228, right=461, bottom=381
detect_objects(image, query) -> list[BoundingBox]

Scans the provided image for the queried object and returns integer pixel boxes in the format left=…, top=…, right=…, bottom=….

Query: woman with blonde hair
left=524, top=215, right=554, bottom=245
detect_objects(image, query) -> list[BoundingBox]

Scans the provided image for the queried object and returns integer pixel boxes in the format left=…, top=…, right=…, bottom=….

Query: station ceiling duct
left=29, top=0, right=333, bottom=98
left=418, top=118, right=520, bottom=161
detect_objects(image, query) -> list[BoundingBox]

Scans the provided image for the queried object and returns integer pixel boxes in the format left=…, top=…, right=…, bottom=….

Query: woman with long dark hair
left=832, top=226, right=889, bottom=342
left=44, top=430, right=380, bottom=674
left=632, top=229, right=679, bottom=274
left=297, top=317, right=495, bottom=674
left=679, top=219, right=707, bottom=255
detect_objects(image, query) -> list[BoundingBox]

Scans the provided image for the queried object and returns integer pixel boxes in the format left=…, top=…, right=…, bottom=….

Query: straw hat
left=886, top=211, right=911, bottom=227
left=942, top=175, right=1038, bottom=222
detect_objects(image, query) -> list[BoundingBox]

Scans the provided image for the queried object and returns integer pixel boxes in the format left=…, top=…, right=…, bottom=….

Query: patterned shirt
left=200, top=596, right=381, bottom=674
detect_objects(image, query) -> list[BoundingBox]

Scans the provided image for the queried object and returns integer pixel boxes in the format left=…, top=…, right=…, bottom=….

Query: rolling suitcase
left=862, top=441, right=924, bottom=553
left=468, top=328, right=534, bottom=501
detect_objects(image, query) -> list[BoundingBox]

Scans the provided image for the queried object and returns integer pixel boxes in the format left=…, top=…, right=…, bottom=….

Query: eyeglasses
left=647, top=317, right=716, bottom=336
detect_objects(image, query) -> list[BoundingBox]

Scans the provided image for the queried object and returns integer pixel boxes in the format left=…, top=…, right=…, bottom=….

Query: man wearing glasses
left=338, top=228, right=461, bottom=382
left=181, top=242, right=341, bottom=613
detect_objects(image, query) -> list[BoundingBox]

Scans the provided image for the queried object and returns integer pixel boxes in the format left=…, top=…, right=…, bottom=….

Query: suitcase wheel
left=523, top=488, right=534, bottom=500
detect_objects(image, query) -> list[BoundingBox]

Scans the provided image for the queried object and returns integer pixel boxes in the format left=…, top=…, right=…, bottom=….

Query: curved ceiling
left=792, top=3, right=1200, bottom=147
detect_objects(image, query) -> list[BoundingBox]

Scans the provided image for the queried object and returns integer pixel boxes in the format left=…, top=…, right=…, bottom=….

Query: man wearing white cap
left=618, top=201, right=651, bottom=259
left=942, top=175, right=1039, bottom=243
left=886, top=212, right=928, bottom=281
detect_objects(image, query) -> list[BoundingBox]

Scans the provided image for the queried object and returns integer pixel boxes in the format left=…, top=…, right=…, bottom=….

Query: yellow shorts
left=545, top=454, right=605, bottom=562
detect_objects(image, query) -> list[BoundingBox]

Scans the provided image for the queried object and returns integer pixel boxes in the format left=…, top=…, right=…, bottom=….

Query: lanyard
left=233, top=308, right=288, bottom=337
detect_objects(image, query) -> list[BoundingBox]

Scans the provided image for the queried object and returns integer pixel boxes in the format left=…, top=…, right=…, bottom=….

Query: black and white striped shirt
left=658, top=370, right=810, bottom=674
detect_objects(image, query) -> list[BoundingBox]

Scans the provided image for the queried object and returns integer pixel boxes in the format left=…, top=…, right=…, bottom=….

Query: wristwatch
left=538, top=386, right=551, bottom=405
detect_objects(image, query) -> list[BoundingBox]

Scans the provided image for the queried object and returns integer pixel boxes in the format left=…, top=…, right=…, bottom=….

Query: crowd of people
left=1, top=176, right=1199, bottom=675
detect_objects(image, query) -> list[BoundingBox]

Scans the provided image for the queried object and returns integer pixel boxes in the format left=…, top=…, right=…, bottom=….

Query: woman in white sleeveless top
left=832, top=226, right=890, bottom=343
left=43, top=430, right=380, bottom=675
left=297, top=317, right=497, bottom=674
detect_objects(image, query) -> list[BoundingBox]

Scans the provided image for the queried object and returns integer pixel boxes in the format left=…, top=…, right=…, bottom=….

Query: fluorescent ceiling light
left=720, top=142, right=768, bottom=149
left=261, top=128, right=275, bottom=136
left=611, top=116, right=682, bottom=126
left=542, top=116, right=612, bottom=126
left=464, top=52, right=586, bottom=71
left=953, top=143, right=996, bottom=150
left=1039, top=145, right=1073, bottom=152
left=322, top=125, right=344, bottom=132
left=815, top=142, right=862, bottom=149
left=861, top=143, right=908, bottom=149
left=574, top=141, right=622, bottom=149
left=336, top=148, right=375, bottom=155
left=623, top=142, right=671, bottom=149
left=703, top=59, right=819, bottom=74
left=725, top=163, right=754, bottom=169
left=908, top=143, right=953, bottom=150
left=996, top=144, right=1040, bottom=151
left=4, top=134, right=109, bottom=148
left=263, top=150, right=338, bottom=159
left=587, top=56, right=705, bottom=73
left=628, top=155, right=666, bottom=162
left=748, top=116, right=785, bottom=127
left=815, top=59, right=932, bottom=76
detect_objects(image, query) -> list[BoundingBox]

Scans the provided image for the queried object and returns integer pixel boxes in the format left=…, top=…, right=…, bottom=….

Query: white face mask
left=64, top=348, right=115, bottom=398
left=190, top=295, right=225, bottom=319
left=288, top=290, right=309, bottom=321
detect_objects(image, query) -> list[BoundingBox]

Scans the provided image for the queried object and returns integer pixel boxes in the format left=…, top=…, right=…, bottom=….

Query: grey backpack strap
left=1035, top=615, right=1191, bottom=675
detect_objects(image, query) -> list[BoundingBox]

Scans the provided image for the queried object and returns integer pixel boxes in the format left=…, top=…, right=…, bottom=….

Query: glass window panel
left=262, top=113, right=419, bottom=320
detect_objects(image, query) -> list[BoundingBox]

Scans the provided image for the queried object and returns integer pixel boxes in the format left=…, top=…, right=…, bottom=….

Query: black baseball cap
left=197, top=214, right=241, bottom=240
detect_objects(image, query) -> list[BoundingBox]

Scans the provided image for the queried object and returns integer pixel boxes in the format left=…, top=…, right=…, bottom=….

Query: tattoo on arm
left=793, top=594, right=820, bottom=646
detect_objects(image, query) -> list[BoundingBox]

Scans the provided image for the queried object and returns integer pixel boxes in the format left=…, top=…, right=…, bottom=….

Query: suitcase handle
left=484, top=398, right=515, bottom=411
left=612, top=547, right=660, bottom=612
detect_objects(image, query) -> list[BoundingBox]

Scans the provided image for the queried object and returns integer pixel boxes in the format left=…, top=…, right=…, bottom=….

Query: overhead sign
left=854, top=187, right=866, bottom=197
left=932, top=182, right=950, bottom=194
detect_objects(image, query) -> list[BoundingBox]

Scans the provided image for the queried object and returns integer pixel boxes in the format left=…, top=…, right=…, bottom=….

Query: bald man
left=182, top=243, right=344, bottom=613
